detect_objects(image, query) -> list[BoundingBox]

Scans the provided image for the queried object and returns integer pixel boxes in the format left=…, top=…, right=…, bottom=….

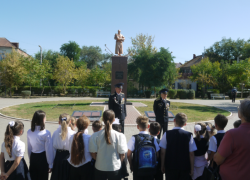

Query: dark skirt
left=69, top=161, right=92, bottom=180
left=29, top=151, right=49, bottom=180
left=50, top=149, right=70, bottom=180
left=4, top=158, right=31, bottom=180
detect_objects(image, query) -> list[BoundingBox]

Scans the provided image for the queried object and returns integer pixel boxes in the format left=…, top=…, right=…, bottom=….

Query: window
left=0, top=50, right=6, bottom=60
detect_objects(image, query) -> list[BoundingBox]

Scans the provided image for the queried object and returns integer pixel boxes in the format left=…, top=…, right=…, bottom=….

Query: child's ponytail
left=4, top=121, right=24, bottom=158
left=103, top=110, right=115, bottom=145
left=194, top=123, right=207, bottom=141
left=59, top=114, right=70, bottom=141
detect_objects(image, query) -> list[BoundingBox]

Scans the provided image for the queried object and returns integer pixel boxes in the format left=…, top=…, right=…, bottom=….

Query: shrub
left=179, top=90, right=188, bottom=99
left=21, top=91, right=31, bottom=98
left=187, top=90, right=195, bottom=99
left=168, top=89, right=177, bottom=99
left=145, top=91, right=152, bottom=98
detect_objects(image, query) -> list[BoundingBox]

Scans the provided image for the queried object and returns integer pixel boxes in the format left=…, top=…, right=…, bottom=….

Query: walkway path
left=0, top=97, right=241, bottom=179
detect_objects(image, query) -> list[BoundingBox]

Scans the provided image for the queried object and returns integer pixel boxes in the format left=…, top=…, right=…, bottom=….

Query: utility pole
left=38, top=45, right=42, bottom=86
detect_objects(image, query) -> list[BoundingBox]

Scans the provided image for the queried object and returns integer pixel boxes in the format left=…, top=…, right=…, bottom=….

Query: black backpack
left=133, top=134, right=157, bottom=176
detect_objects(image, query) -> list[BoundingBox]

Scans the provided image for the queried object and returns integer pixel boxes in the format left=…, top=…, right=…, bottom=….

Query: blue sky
left=1, top=0, right=249, bottom=63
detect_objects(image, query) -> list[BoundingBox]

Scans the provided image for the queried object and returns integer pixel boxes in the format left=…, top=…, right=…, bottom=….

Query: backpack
left=133, top=134, right=157, bottom=176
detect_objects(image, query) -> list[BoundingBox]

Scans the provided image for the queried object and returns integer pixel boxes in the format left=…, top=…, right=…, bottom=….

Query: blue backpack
left=133, top=134, right=157, bottom=176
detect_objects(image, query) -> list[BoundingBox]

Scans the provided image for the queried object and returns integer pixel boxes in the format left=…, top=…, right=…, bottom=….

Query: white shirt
left=1, top=136, right=25, bottom=161
left=68, top=133, right=92, bottom=167
left=159, top=127, right=197, bottom=152
left=127, top=131, right=160, bottom=152
left=52, top=125, right=76, bottom=156
left=27, top=126, right=54, bottom=168
left=89, top=129, right=128, bottom=171
left=208, top=130, right=225, bottom=152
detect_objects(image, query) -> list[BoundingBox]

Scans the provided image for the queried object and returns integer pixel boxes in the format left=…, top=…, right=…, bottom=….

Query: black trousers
left=157, top=119, right=168, bottom=139
left=154, top=169, right=163, bottom=180
left=94, top=168, right=120, bottom=180
left=232, top=95, right=236, bottom=102
left=165, top=170, right=191, bottom=180
left=30, top=151, right=49, bottom=180
left=69, top=162, right=91, bottom=180
left=133, top=173, right=154, bottom=180
left=120, top=119, right=125, bottom=133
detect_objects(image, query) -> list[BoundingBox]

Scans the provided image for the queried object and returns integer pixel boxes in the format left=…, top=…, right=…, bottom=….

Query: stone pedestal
left=111, top=56, right=128, bottom=98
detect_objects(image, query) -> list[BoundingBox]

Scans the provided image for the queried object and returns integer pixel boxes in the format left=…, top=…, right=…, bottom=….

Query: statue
left=114, top=30, right=125, bottom=56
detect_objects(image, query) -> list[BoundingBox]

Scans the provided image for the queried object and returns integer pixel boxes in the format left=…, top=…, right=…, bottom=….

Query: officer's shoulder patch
left=156, top=98, right=160, bottom=101
left=111, top=93, right=115, bottom=96
left=120, top=92, right=124, bottom=94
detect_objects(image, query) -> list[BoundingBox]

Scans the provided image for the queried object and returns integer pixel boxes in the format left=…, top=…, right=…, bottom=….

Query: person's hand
left=161, top=165, right=165, bottom=174
left=130, top=164, right=133, bottom=173
left=1, top=173, right=8, bottom=180
left=48, top=168, right=52, bottom=173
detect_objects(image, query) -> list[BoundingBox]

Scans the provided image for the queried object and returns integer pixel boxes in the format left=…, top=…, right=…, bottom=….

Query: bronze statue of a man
left=114, top=30, right=125, bottom=56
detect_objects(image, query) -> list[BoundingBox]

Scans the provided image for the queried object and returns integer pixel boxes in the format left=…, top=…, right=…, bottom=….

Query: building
left=0, top=38, right=29, bottom=60
left=174, top=54, right=204, bottom=91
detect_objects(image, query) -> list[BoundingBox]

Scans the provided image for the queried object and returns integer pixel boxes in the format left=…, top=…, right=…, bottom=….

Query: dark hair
left=70, top=115, right=90, bottom=165
left=31, top=110, right=46, bottom=132
left=205, top=122, right=216, bottom=137
left=103, top=110, right=115, bottom=144
left=175, top=113, right=187, bottom=126
left=5, top=121, right=24, bottom=158
left=194, top=123, right=208, bottom=141
left=92, top=120, right=102, bottom=132
left=112, top=124, right=122, bottom=132
left=149, top=122, right=161, bottom=136
left=136, top=116, right=149, bottom=130
left=239, top=100, right=250, bottom=122
left=233, top=120, right=241, bottom=128
left=214, top=114, right=228, bottom=129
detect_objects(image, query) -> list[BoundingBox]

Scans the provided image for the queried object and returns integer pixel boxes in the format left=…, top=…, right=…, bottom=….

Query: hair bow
left=9, top=121, right=15, bottom=127
left=194, top=124, right=201, bottom=132
left=206, top=125, right=211, bottom=132
left=61, top=117, right=67, bottom=121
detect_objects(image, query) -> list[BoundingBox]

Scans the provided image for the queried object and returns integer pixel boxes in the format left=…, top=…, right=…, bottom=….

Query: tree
left=127, top=33, right=157, bottom=60
left=34, top=50, right=59, bottom=69
left=87, top=66, right=103, bottom=86
left=227, top=59, right=250, bottom=98
left=60, top=41, right=81, bottom=61
left=76, top=64, right=90, bottom=92
left=205, top=38, right=250, bottom=63
left=80, top=46, right=103, bottom=69
left=128, top=47, right=178, bottom=91
left=0, top=48, right=27, bottom=97
left=53, top=55, right=77, bottom=94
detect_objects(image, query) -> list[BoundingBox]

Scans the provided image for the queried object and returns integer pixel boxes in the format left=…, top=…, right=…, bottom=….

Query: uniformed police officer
left=231, top=87, right=237, bottom=103
left=108, top=83, right=127, bottom=133
left=153, top=88, right=170, bottom=139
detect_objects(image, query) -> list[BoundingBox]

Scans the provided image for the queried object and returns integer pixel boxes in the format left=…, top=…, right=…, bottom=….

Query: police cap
left=114, top=82, right=124, bottom=89
left=159, top=88, right=168, bottom=94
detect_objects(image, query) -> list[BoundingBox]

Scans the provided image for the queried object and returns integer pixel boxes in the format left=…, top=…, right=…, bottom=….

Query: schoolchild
left=27, top=110, right=54, bottom=180
left=51, top=113, right=76, bottom=180
left=0, top=121, right=31, bottom=180
left=205, top=122, right=216, bottom=138
left=69, top=116, right=77, bottom=131
left=208, top=114, right=228, bottom=164
left=233, top=119, right=241, bottom=128
left=92, top=120, right=103, bottom=132
left=149, top=122, right=163, bottom=180
left=160, top=113, right=197, bottom=180
left=127, top=116, right=160, bottom=180
left=192, top=123, right=209, bottom=180
left=112, top=118, right=122, bottom=132
left=89, top=110, right=128, bottom=180
left=68, top=115, right=92, bottom=180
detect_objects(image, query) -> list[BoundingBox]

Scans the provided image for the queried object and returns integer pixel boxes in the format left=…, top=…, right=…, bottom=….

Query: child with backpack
left=127, top=116, right=160, bottom=180
left=193, top=123, right=209, bottom=180
left=160, top=113, right=197, bottom=180
left=149, top=122, right=163, bottom=180
left=0, top=121, right=31, bottom=180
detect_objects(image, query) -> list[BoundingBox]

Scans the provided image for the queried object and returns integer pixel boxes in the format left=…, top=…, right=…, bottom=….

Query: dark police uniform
left=231, top=88, right=237, bottom=103
left=108, top=83, right=127, bottom=133
left=153, top=89, right=170, bottom=139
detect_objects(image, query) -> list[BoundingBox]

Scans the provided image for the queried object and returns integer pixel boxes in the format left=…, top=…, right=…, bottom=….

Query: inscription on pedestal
left=115, top=71, right=123, bottom=79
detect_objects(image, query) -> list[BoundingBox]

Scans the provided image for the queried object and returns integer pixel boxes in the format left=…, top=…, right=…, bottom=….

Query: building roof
left=175, top=62, right=182, bottom=68
left=0, top=38, right=17, bottom=48
left=180, top=55, right=203, bottom=68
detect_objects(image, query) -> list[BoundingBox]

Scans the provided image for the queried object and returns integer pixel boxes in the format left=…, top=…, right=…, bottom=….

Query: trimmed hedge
left=21, top=91, right=31, bottom=98
left=168, top=89, right=177, bottom=99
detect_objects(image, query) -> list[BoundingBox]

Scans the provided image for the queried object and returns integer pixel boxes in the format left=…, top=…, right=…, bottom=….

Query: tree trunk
left=30, top=82, right=31, bottom=91
left=41, top=80, right=44, bottom=96
left=9, top=85, right=12, bottom=98
left=241, top=83, right=243, bottom=98
left=48, top=80, right=52, bottom=94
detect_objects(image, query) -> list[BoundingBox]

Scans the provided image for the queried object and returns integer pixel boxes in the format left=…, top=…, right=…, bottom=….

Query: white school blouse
left=1, top=136, right=25, bottom=161
left=52, top=125, right=76, bottom=155
left=89, top=129, right=128, bottom=171
left=208, top=130, right=226, bottom=152
left=27, top=126, right=54, bottom=168
left=67, top=133, right=92, bottom=167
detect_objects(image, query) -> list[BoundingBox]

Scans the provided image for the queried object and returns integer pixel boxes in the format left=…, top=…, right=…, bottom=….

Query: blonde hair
left=69, top=116, right=76, bottom=130
left=136, top=116, right=149, bottom=130
left=59, top=113, right=71, bottom=141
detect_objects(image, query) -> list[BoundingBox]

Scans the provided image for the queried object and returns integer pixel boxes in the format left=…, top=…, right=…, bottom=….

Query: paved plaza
left=0, top=97, right=241, bottom=179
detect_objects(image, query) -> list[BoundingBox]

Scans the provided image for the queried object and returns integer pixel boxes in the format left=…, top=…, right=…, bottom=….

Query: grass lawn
left=132, top=101, right=230, bottom=122
left=0, top=100, right=230, bottom=123
left=0, top=100, right=104, bottom=122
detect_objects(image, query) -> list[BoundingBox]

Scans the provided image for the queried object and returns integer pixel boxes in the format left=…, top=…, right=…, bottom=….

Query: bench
left=211, top=93, right=228, bottom=100
left=97, top=91, right=110, bottom=97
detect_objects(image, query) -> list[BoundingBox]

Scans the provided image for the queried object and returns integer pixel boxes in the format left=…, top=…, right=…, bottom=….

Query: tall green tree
left=60, top=41, right=81, bottom=61
left=76, top=64, right=90, bottom=92
left=80, top=46, right=103, bottom=69
left=54, top=55, right=77, bottom=94
left=0, top=48, right=27, bottom=97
